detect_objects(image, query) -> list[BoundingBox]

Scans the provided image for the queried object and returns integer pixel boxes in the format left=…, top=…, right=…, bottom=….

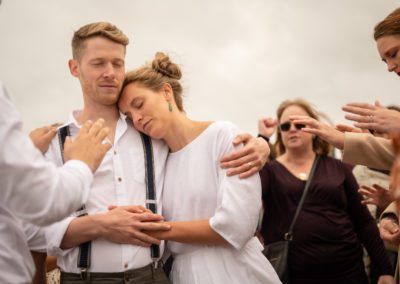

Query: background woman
left=258, top=99, right=393, bottom=284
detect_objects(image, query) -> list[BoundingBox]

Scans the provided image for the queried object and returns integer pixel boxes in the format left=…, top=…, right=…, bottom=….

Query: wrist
left=257, top=134, right=270, bottom=143
left=90, top=213, right=107, bottom=238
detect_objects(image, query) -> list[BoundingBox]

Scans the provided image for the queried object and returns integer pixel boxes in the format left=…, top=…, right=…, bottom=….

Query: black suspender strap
left=140, top=133, right=160, bottom=264
left=57, top=126, right=91, bottom=279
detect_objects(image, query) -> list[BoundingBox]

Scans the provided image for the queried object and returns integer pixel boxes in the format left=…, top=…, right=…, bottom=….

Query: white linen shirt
left=0, top=83, right=94, bottom=283
left=44, top=111, right=169, bottom=273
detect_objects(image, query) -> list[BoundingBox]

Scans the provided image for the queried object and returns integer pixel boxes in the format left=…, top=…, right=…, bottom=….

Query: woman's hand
left=258, top=117, right=277, bottom=138
left=342, top=101, right=400, bottom=134
left=289, top=115, right=345, bottom=150
left=220, top=133, right=269, bottom=178
left=358, top=184, right=393, bottom=211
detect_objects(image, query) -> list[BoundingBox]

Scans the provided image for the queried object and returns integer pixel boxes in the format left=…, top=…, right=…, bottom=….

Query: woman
left=259, top=99, right=393, bottom=284
left=118, top=52, right=281, bottom=284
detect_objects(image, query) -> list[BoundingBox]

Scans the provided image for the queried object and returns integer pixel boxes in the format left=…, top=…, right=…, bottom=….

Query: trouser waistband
left=60, top=262, right=165, bottom=281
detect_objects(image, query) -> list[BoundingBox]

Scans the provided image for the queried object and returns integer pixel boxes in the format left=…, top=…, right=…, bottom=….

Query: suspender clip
left=80, top=268, right=90, bottom=280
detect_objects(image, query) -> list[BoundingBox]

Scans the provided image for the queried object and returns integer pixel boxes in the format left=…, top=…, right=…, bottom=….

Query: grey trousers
left=60, top=264, right=169, bottom=284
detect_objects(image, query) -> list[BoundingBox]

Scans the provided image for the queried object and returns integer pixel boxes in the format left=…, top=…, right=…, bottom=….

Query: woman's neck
left=281, top=147, right=316, bottom=165
left=163, top=114, right=211, bottom=152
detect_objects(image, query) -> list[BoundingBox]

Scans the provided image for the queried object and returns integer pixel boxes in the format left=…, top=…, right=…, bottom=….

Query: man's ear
left=68, top=59, right=79, bottom=78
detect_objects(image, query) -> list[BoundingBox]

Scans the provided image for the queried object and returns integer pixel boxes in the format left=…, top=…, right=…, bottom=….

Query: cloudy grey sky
left=0, top=0, right=399, bottom=135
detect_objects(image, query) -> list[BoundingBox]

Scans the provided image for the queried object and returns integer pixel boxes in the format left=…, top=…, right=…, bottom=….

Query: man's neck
left=75, top=103, right=120, bottom=143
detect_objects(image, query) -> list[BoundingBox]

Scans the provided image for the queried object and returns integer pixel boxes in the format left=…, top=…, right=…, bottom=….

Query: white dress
left=163, top=121, right=281, bottom=284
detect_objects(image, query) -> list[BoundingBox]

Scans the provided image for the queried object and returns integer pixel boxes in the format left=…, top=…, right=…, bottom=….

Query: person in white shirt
left=118, top=52, right=281, bottom=283
left=0, top=82, right=111, bottom=283
left=35, top=22, right=269, bottom=283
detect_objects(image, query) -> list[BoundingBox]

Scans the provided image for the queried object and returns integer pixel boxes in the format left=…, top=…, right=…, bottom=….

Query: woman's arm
left=146, top=220, right=228, bottom=246
left=342, top=163, right=393, bottom=277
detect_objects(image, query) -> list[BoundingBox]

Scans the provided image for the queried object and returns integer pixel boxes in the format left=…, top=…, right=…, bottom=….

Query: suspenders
left=140, top=132, right=160, bottom=264
left=57, top=126, right=91, bottom=277
left=57, top=126, right=159, bottom=278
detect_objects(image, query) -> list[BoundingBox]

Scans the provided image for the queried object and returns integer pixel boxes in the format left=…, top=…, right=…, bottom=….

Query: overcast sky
left=0, top=0, right=399, bottom=135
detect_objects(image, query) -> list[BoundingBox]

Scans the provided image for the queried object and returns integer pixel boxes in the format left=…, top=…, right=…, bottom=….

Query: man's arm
left=59, top=206, right=171, bottom=249
left=220, top=133, right=270, bottom=178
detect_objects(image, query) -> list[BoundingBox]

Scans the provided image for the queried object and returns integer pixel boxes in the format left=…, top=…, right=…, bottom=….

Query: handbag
left=263, top=155, right=320, bottom=283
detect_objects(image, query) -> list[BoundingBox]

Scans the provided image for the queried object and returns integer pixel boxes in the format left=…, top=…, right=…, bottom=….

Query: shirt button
left=114, top=150, right=117, bottom=155
left=118, top=177, right=122, bottom=182
left=124, top=263, right=128, bottom=269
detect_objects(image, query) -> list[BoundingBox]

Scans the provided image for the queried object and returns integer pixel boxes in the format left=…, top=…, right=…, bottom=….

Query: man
left=37, top=22, right=268, bottom=283
left=0, top=82, right=111, bottom=283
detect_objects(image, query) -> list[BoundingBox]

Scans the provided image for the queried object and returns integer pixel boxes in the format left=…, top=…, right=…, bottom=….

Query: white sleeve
left=45, top=217, right=75, bottom=256
left=23, top=222, right=47, bottom=253
left=209, top=123, right=262, bottom=250
left=0, top=83, right=93, bottom=226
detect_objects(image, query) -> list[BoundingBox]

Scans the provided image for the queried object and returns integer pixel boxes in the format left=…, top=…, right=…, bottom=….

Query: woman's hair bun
left=151, top=52, right=182, bottom=80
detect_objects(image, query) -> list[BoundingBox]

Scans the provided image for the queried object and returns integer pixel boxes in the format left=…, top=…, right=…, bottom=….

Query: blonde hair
left=274, top=99, right=331, bottom=156
left=122, top=52, right=184, bottom=111
left=72, top=22, right=129, bottom=61
left=374, top=8, right=400, bottom=40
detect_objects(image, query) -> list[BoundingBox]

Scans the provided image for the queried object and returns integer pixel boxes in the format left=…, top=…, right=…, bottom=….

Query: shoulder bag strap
left=285, top=154, right=320, bottom=241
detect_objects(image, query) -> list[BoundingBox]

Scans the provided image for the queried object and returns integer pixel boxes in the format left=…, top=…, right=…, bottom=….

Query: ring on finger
left=247, top=162, right=252, bottom=168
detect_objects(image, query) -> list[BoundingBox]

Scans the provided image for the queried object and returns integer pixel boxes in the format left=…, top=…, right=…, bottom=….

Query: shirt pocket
left=129, top=147, right=146, bottom=185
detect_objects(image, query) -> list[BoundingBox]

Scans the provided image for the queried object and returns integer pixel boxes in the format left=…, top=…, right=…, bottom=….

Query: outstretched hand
left=64, top=119, right=112, bottom=173
left=358, top=184, right=393, bottom=211
left=289, top=115, right=345, bottom=150
left=220, top=133, right=269, bottom=178
left=29, top=126, right=57, bottom=154
left=342, top=101, right=400, bottom=134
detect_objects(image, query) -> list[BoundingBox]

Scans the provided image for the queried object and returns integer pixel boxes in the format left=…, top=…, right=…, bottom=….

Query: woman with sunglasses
left=258, top=99, right=393, bottom=284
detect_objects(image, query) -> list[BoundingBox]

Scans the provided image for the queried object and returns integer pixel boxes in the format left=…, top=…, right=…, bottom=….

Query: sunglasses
left=279, top=122, right=305, bottom=132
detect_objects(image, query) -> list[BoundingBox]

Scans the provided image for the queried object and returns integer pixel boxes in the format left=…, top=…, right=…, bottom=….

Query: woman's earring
left=168, top=102, right=173, bottom=112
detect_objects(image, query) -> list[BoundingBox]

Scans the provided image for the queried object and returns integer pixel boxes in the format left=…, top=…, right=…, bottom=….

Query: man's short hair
left=71, top=22, right=129, bottom=61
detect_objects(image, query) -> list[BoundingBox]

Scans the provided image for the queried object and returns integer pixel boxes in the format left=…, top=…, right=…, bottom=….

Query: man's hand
left=29, top=126, right=57, bottom=154
left=358, top=184, right=393, bottom=211
left=289, top=115, right=345, bottom=150
left=63, top=119, right=111, bottom=173
left=342, top=101, right=400, bottom=134
left=220, top=133, right=269, bottom=178
left=379, top=217, right=400, bottom=246
left=258, top=117, right=277, bottom=138
left=97, top=205, right=171, bottom=247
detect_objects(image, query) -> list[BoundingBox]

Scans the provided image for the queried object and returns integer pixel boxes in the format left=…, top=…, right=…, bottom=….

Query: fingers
left=78, top=120, right=93, bottom=136
left=232, top=133, right=251, bottom=145
left=135, top=212, right=165, bottom=222
left=108, top=205, right=150, bottom=213
left=136, top=221, right=171, bottom=231
left=129, top=230, right=162, bottom=245
left=343, top=103, right=376, bottom=113
left=88, top=118, right=105, bottom=137
left=335, top=124, right=362, bottom=133
left=220, top=146, right=252, bottom=165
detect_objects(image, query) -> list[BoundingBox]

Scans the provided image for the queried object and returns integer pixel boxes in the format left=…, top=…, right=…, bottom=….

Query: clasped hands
left=98, top=205, right=170, bottom=247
